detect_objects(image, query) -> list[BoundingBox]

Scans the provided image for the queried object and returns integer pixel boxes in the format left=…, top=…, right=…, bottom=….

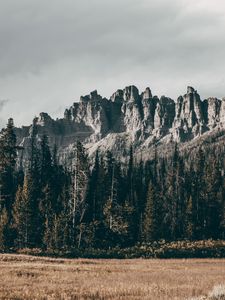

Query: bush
left=13, top=240, right=225, bottom=259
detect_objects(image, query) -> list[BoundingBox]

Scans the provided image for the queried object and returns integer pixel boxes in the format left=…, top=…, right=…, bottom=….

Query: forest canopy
left=0, top=119, right=224, bottom=253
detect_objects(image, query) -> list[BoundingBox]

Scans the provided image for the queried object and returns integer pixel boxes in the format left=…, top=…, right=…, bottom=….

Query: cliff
left=15, top=85, right=225, bottom=163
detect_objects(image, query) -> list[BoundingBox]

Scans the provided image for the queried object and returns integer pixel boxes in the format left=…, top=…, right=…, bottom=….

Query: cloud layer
left=0, top=99, right=9, bottom=128
left=0, top=0, right=225, bottom=126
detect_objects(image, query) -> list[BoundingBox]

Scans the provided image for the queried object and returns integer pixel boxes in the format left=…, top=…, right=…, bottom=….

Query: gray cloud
left=0, top=99, right=9, bottom=128
left=0, top=99, right=9, bottom=111
left=0, top=0, right=225, bottom=126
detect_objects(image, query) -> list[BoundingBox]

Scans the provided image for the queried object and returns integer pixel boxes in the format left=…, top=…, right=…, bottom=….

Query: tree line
left=0, top=118, right=224, bottom=251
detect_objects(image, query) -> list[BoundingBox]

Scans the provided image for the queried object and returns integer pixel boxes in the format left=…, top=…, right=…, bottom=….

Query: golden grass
left=0, top=254, right=225, bottom=299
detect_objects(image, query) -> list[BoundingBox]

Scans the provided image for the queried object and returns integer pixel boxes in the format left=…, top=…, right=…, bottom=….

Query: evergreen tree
left=51, top=181, right=73, bottom=250
left=127, top=145, right=134, bottom=205
left=142, top=182, right=159, bottom=242
left=164, top=143, right=179, bottom=240
left=0, top=118, right=17, bottom=214
left=0, top=114, right=225, bottom=251
left=134, top=158, right=146, bottom=241
left=40, top=134, right=52, bottom=187
left=175, top=156, right=186, bottom=238
left=41, top=185, right=54, bottom=249
left=70, top=141, right=89, bottom=248
left=13, top=176, right=34, bottom=248
left=193, top=147, right=206, bottom=239
left=87, top=152, right=107, bottom=247
left=0, top=208, right=9, bottom=250
left=88, top=150, right=101, bottom=221
left=185, top=195, right=194, bottom=240
left=204, top=154, right=222, bottom=238
left=18, top=121, right=42, bottom=247
left=38, top=134, right=58, bottom=247
left=126, top=145, right=138, bottom=243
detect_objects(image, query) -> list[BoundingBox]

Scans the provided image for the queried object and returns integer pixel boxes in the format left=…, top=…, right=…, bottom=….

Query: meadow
left=0, top=255, right=225, bottom=299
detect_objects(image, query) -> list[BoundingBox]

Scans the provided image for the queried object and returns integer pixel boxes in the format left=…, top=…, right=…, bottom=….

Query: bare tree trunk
left=72, top=149, right=78, bottom=242
left=109, top=165, right=115, bottom=230
left=78, top=226, right=82, bottom=249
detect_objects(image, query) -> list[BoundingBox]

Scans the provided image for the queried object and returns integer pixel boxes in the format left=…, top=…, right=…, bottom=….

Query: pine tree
left=23, top=121, right=42, bottom=247
left=133, top=158, right=146, bottom=241
left=13, top=176, right=36, bottom=248
left=164, top=143, right=179, bottom=240
left=125, top=145, right=138, bottom=243
left=185, top=195, right=194, bottom=240
left=142, top=182, right=159, bottom=242
left=0, top=208, right=9, bottom=250
left=51, top=145, right=68, bottom=214
left=38, top=135, right=57, bottom=247
left=0, top=118, right=17, bottom=214
left=175, top=156, right=186, bottom=238
left=221, top=194, right=225, bottom=239
left=204, top=154, right=222, bottom=238
left=88, top=150, right=100, bottom=221
left=52, top=182, right=73, bottom=250
left=70, top=141, right=89, bottom=248
left=86, top=152, right=107, bottom=247
left=193, top=147, right=206, bottom=239
left=40, top=134, right=52, bottom=187
left=41, top=185, right=54, bottom=249
left=127, top=145, right=134, bottom=205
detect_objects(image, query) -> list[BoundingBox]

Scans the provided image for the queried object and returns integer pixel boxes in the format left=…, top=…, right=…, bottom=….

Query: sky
left=0, top=0, right=225, bottom=127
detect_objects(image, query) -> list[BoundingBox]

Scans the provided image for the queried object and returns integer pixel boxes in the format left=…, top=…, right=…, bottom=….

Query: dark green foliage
left=185, top=196, right=194, bottom=239
left=0, top=118, right=17, bottom=213
left=0, top=119, right=17, bottom=249
left=17, top=240, right=225, bottom=259
left=0, top=208, right=9, bottom=250
left=0, top=120, right=224, bottom=252
left=87, top=150, right=104, bottom=222
left=142, top=182, right=160, bottom=242
left=13, top=177, right=34, bottom=248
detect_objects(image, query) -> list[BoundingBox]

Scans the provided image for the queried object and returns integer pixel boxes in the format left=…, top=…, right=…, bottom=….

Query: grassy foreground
left=0, top=255, right=225, bottom=299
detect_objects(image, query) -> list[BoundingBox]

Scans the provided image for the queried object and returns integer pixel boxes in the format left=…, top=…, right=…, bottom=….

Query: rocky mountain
left=15, top=85, right=225, bottom=163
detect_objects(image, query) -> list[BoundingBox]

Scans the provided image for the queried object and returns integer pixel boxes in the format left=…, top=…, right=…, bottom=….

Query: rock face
left=220, top=98, right=225, bottom=124
left=172, top=87, right=207, bottom=141
left=15, top=85, right=225, bottom=162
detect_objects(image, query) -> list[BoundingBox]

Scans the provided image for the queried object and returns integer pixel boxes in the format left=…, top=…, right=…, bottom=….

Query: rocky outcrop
left=204, top=97, right=221, bottom=128
left=154, top=96, right=175, bottom=137
left=110, top=86, right=175, bottom=141
left=220, top=98, right=225, bottom=124
left=172, top=87, right=207, bottom=141
left=14, top=85, right=225, bottom=162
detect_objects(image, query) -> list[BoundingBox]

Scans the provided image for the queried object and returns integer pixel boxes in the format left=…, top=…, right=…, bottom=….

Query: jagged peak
left=80, top=90, right=102, bottom=102
left=110, top=89, right=123, bottom=102
left=64, top=108, right=72, bottom=121
left=142, top=87, right=152, bottom=100
left=39, top=112, right=52, bottom=118
left=14, top=83, right=225, bottom=167
left=206, top=97, right=221, bottom=103
left=159, top=95, right=174, bottom=104
left=123, top=85, right=139, bottom=102
left=187, top=86, right=197, bottom=94
left=37, top=112, right=53, bottom=122
left=111, top=85, right=140, bottom=103
left=36, top=112, right=53, bottom=126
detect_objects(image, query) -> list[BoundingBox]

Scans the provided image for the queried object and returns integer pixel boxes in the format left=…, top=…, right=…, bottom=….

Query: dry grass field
left=0, top=254, right=225, bottom=299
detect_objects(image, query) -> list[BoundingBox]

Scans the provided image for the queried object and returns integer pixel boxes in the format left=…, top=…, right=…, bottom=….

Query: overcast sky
left=0, top=0, right=225, bottom=127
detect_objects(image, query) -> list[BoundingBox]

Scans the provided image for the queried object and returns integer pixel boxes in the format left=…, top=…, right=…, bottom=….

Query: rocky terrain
left=15, top=85, right=225, bottom=163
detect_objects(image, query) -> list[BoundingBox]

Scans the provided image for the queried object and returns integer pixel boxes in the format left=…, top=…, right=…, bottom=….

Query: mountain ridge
left=14, top=85, right=225, bottom=162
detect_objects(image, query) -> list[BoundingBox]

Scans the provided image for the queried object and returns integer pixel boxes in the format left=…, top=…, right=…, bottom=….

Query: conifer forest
left=0, top=118, right=224, bottom=253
